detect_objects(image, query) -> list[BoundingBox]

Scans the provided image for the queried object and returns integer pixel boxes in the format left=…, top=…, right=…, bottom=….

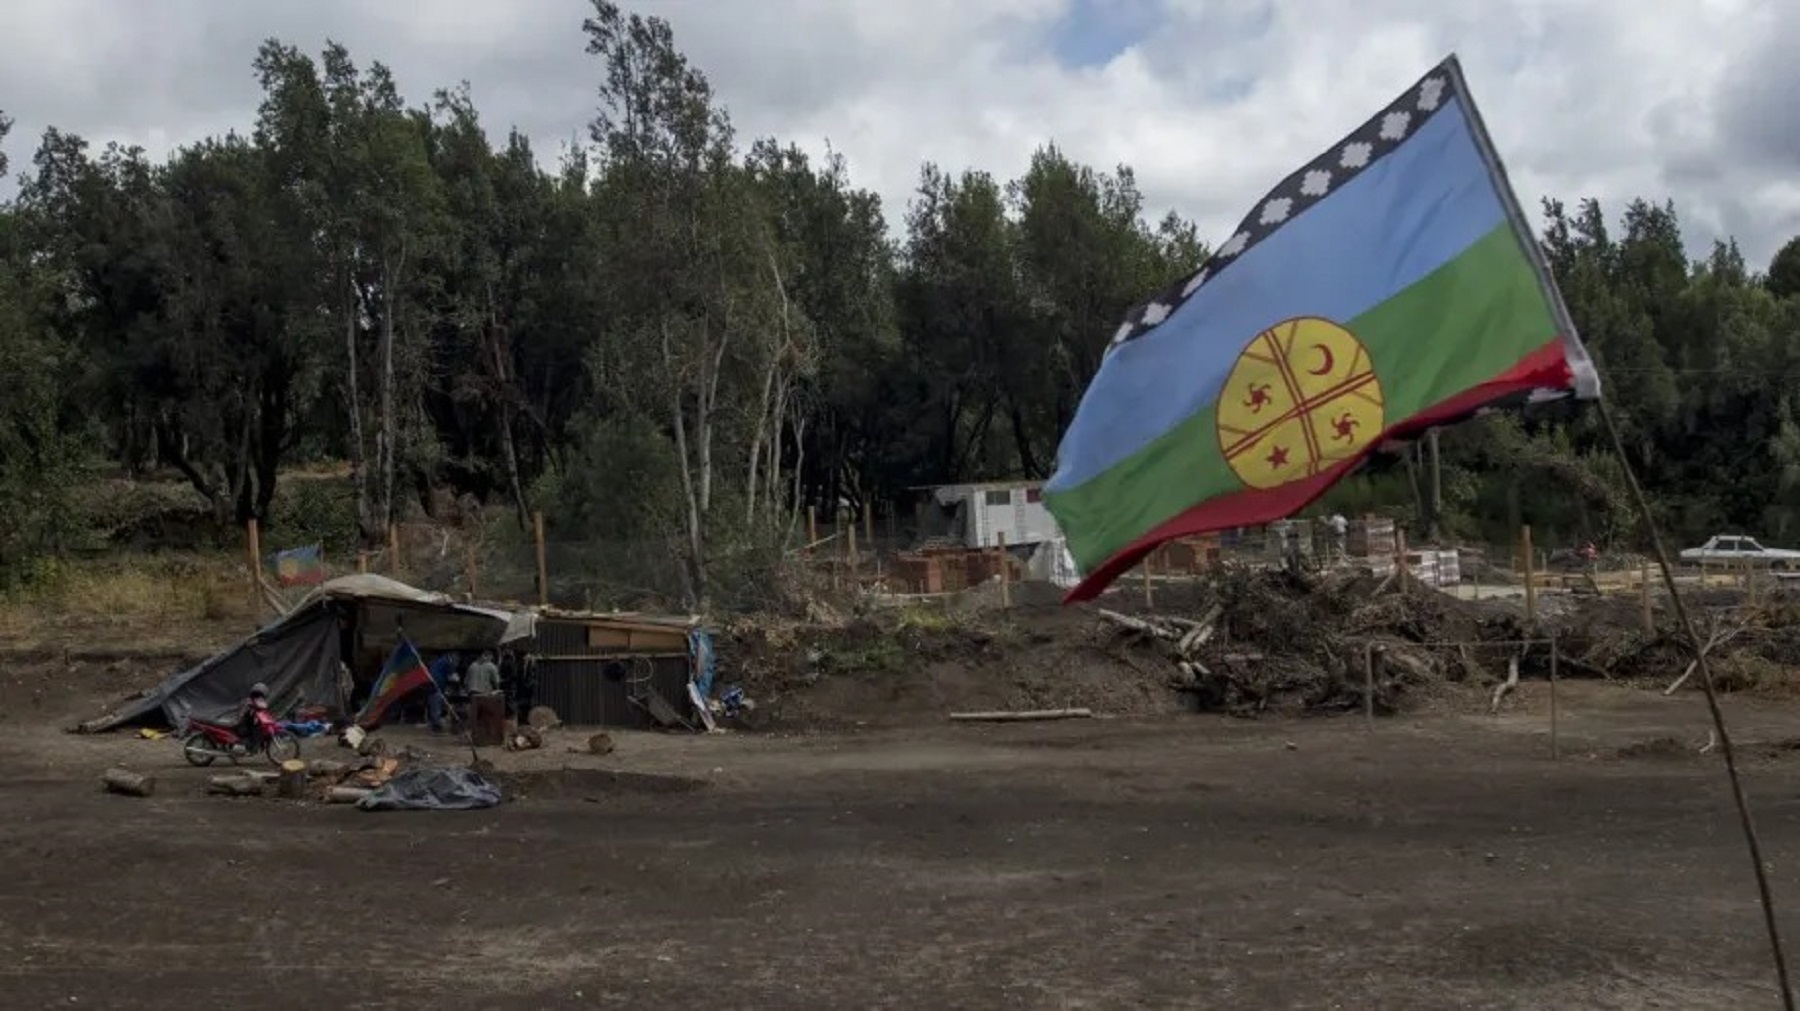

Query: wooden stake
left=532, top=510, right=548, bottom=607
left=949, top=708, right=1093, bottom=723
left=998, top=531, right=1011, bottom=609
left=387, top=523, right=401, bottom=577
left=846, top=515, right=858, bottom=568
left=1521, top=525, right=1537, bottom=624
left=246, top=518, right=263, bottom=622
left=465, top=541, right=480, bottom=598
left=357, top=550, right=370, bottom=574
left=1549, top=636, right=1561, bottom=760
left=1640, top=561, right=1653, bottom=634
left=807, top=505, right=818, bottom=546
left=1363, top=643, right=1375, bottom=731
left=1142, top=548, right=1155, bottom=610
left=863, top=500, right=874, bottom=548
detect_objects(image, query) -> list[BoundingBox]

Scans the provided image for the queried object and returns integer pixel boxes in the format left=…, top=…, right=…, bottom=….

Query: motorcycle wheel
left=263, top=730, right=301, bottom=765
left=181, top=731, right=218, bottom=767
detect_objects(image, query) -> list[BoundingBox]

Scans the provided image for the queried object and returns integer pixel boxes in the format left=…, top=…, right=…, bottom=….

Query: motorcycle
left=180, top=704, right=301, bottom=767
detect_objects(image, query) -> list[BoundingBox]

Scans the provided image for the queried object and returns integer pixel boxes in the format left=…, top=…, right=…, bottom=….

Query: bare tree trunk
left=788, top=408, right=807, bottom=537
left=486, top=290, right=531, bottom=529
left=767, top=374, right=791, bottom=518
left=663, top=317, right=706, bottom=607
left=343, top=274, right=372, bottom=540
left=378, top=255, right=398, bottom=533
left=746, top=249, right=794, bottom=526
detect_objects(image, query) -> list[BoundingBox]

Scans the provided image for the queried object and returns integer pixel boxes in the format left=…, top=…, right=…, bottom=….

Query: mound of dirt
left=723, top=607, right=1189, bottom=730
left=719, top=565, right=1800, bottom=729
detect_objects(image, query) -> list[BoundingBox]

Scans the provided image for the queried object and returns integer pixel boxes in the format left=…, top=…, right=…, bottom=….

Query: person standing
left=1327, top=513, right=1349, bottom=563
left=465, top=651, right=500, bottom=697
left=426, top=651, right=460, bottom=733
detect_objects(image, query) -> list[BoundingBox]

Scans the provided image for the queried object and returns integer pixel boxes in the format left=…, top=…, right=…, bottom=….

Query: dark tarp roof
left=80, top=604, right=344, bottom=732
left=80, top=574, right=519, bottom=733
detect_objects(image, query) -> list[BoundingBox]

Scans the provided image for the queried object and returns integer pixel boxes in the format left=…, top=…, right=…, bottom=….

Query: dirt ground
left=6, top=655, right=1800, bottom=1010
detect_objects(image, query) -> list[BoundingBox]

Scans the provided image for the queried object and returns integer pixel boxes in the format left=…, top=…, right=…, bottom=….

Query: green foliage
left=266, top=477, right=362, bottom=555
left=8, top=22, right=1800, bottom=605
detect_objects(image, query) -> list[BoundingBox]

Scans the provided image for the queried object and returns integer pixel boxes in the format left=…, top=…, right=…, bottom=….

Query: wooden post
left=1142, top=548, right=1155, bottom=610
left=998, top=531, right=1011, bottom=609
left=357, top=551, right=370, bottom=574
left=532, top=511, right=548, bottom=607
left=1395, top=527, right=1410, bottom=593
left=863, top=501, right=875, bottom=549
left=846, top=514, right=858, bottom=566
left=246, top=518, right=263, bottom=621
left=1521, top=525, right=1537, bottom=623
left=1549, top=635, right=1561, bottom=760
left=465, top=541, right=480, bottom=598
left=807, top=505, right=818, bottom=546
left=387, top=523, right=401, bottom=577
left=277, top=759, right=308, bottom=799
left=1364, top=643, right=1376, bottom=731
left=1427, top=428, right=1443, bottom=542
left=1640, top=561, right=1653, bottom=634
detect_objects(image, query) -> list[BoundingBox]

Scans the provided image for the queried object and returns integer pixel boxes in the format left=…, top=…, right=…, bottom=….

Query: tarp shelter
left=80, top=574, right=523, bottom=733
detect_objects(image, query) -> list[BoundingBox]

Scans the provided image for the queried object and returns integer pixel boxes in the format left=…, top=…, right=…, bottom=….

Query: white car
left=1678, top=534, right=1800, bottom=570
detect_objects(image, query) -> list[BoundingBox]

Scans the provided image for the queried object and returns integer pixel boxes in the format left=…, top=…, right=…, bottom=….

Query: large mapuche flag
left=1044, top=55, right=1600, bottom=602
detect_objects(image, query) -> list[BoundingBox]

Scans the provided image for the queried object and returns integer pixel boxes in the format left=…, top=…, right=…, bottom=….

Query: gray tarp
left=356, top=766, right=503, bottom=811
left=81, top=574, right=522, bottom=733
left=82, top=604, right=344, bottom=732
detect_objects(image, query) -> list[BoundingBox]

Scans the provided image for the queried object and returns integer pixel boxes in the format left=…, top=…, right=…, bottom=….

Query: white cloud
left=0, top=0, right=1793, bottom=266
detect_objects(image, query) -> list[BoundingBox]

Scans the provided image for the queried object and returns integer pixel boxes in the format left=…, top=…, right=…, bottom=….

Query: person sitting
left=236, top=682, right=270, bottom=745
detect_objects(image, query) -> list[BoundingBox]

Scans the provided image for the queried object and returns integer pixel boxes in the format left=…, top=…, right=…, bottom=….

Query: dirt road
left=4, top=681, right=1800, bottom=1009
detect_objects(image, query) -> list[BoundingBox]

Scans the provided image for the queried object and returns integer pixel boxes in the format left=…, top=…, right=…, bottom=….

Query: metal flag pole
left=1599, top=399, right=1793, bottom=1009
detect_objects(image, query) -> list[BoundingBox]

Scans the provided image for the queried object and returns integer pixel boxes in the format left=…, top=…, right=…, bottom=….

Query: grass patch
left=0, top=552, right=253, bottom=654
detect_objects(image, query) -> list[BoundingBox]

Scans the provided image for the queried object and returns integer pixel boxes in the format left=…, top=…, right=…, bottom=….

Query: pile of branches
left=1103, top=566, right=1800, bottom=717
left=1098, top=565, right=1512, bottom=716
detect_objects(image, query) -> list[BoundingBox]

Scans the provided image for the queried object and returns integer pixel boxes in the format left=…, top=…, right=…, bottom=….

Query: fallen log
left=949, top=708, right=1094, bottom=723
left=1097, top=609, right=1183, bottom=641
left=101, top=768, right=154, bottom=798
left=276, top=759, right=308, bottom=799
left=306, top=759, right=349, bottom=779
left=326, top=786, right=372, bottom=805
left=207, top=775, right=264, bottom=798
left=1176, top=605, right=1225, bottom=655
left=1665, top=621, right=1742, bottom=695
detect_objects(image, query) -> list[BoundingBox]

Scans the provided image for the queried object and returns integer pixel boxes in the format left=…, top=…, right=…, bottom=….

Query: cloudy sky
left=2, top=0, right=1795, bottom=268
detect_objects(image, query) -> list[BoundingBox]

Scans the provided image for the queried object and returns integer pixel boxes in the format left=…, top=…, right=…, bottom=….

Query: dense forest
left=4, top=1, right=1800, bottom=605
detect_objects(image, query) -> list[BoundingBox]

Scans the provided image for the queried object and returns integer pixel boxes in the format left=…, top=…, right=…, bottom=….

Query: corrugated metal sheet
left=529, top=617, right=694, bottom=728
left=534, top=654, right=691, bottom=728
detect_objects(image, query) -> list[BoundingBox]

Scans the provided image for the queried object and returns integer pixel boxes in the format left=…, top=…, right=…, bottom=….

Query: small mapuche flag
left=1044, top=54, right=1599, bottom=602
left=354, top=636, right=435, bottom=729
left=269, top=544, right=327, bottom=587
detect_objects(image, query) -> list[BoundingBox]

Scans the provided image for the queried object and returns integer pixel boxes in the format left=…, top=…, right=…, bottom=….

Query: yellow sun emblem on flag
left=1216, top=317, right=1386, bottom=490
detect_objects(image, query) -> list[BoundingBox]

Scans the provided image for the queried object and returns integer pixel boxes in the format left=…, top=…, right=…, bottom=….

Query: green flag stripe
left=1046, top=222, right=1557, bottom=570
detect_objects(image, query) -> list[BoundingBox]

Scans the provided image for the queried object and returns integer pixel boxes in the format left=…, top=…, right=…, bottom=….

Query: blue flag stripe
left=1047, top=96, right=1505, bottom=493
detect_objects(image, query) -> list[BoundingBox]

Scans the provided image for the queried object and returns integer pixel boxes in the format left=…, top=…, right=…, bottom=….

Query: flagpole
left=1598, top=399, right=1793, bottom=1009
left=1451, top=54, right=1789, bottom=1004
